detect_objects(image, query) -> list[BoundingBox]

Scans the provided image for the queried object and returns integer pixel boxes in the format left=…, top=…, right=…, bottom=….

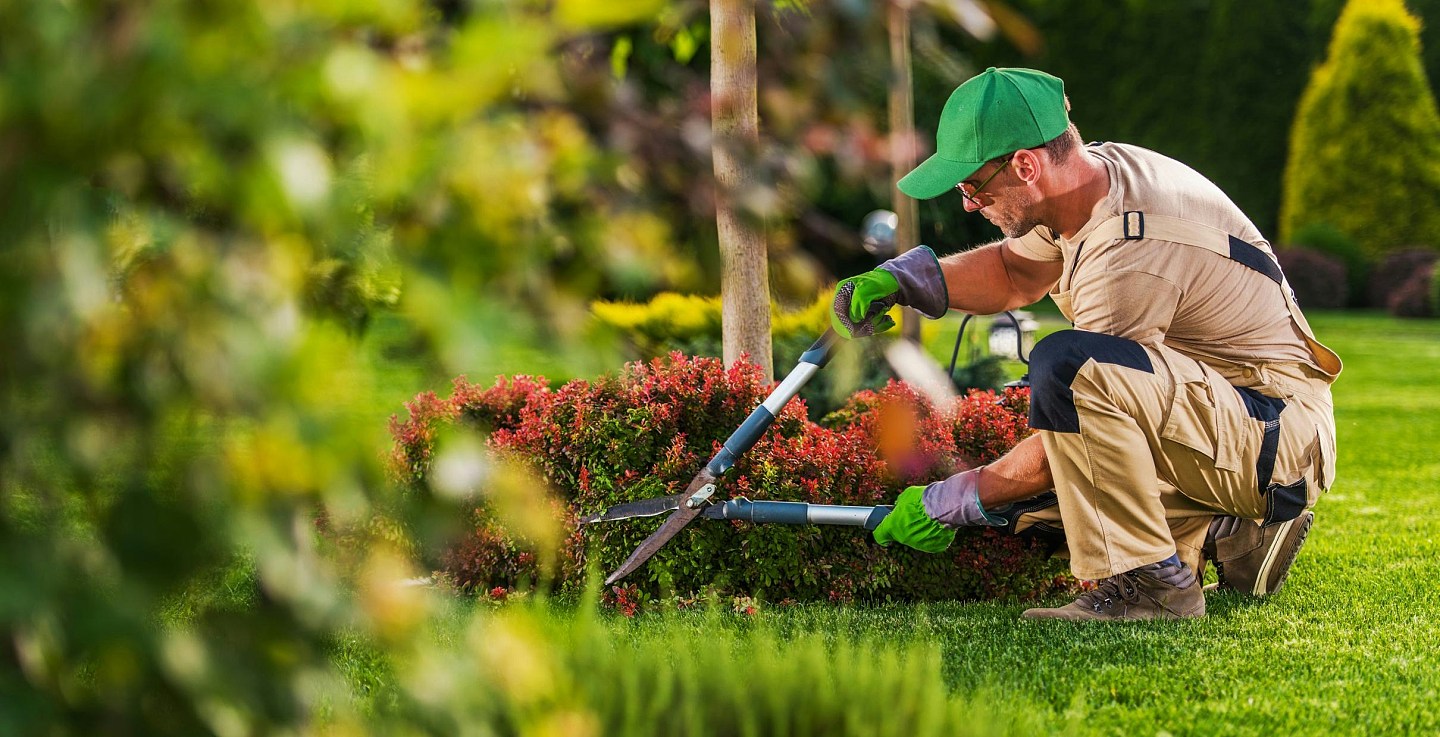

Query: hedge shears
left=587, top=328, right=894, bottom=585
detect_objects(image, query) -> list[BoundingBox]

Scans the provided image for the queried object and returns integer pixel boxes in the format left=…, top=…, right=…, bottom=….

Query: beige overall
left=1005, top=145, right=1342, bottom=579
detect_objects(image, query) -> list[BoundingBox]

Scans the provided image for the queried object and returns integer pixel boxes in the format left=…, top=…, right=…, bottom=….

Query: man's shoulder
left=1089, top=142, right=1262, bottom=241
left=1088, top=142, right=1209, bottom=187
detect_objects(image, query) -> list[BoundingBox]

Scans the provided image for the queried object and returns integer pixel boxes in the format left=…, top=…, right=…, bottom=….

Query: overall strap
left=1088, top=212, right=1342, bottom=380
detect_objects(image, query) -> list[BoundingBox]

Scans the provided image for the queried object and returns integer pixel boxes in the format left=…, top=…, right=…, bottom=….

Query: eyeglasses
left=954, top=157, right=1012, bottom=205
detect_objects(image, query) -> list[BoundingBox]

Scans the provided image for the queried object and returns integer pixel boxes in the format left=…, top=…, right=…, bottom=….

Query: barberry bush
left=388, top=353, right=1069, bottom=603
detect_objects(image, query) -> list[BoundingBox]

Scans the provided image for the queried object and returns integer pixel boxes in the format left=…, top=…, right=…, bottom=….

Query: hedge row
left=388, top=353, right=1068, bottom=603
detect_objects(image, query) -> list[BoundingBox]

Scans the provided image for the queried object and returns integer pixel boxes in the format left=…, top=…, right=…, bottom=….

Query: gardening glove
left=872, top=486, right=956, bottom=553
left=872, top=468, right=1007, bottom=553
left=831, top=246, right=949, bottom=339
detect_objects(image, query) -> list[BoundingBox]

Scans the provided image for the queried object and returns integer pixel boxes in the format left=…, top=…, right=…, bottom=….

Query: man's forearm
left=938, top=241, right=1047, bottom=314
left=977, top=433, right=1053, bottom=508
left=913, top=434, right=1052, bottom=535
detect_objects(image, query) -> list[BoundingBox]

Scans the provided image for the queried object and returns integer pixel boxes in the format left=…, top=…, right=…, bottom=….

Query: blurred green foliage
left=566, top=1, right=1018, bottom=289
left=330, top=592, right=1056, bottom=736
left=0, top=0, right=674, bottom=733
left=1280, top=0, right=1440, bottom=259
left=0, top=2, right=1046, bottom=732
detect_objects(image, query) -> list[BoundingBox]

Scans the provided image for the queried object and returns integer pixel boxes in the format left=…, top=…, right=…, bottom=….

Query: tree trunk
left=888, top=0, right=922, bottom=343
left=712, top=0, right=773, bottom=382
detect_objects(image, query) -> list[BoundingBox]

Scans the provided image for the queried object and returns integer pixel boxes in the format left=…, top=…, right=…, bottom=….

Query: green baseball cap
left=898, top=67, right=1069, bottom=200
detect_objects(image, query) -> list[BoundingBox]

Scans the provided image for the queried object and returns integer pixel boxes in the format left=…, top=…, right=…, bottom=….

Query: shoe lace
left=1078, top=573, right=1142, bottom=614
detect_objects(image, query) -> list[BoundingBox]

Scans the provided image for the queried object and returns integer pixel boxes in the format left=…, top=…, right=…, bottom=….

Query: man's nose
left=962, top=194, right=985, bottom=213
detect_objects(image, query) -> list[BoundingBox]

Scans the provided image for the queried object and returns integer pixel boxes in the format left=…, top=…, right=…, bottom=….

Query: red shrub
left=389, top=354, right=1067, bottom=603
left=730, top=423, right=890, bottom=506
left=386, top=391, right=459, bottom=484
left=823, top=380, right=958, bottom=486
left=950, top=387, right=1034, bottom=467
left=492, top=352, right=789, bottom=508
left=451, top=374, right=550, bottom=432
left=440, top=499, right=584, bottom=592
left=441, top=515, right=540, bottom=593
left=602, top=584, right=643, bottom=617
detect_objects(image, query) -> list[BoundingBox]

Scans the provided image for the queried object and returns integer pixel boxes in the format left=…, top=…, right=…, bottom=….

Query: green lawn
left=869, top=311, right=1440, bottom=734
left=345, top=311, right=1440, bottom=736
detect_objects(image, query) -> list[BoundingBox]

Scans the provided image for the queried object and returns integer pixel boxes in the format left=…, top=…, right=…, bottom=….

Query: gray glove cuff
left=877, top=245, right=949, bottom=319
left=921, top=467, right=1007, bottom=527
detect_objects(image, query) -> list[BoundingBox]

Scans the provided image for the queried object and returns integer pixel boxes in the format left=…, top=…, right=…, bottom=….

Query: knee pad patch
left=1028, top=330, right=1153, bottom=433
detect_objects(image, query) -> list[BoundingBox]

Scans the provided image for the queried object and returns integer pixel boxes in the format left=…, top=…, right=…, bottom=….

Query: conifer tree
left=1280, top=0, right=1440, bottom=259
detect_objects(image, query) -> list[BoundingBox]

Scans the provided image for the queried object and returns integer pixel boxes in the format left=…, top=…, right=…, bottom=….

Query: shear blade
left=582, top=496, right=680, bottom=524
left=602, top=468, right=717, bottom=586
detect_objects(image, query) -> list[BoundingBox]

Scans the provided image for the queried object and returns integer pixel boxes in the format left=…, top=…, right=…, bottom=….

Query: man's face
left=957, top=158, right=1041, bottom=238
left=981, top=185, right=1042, bottom=238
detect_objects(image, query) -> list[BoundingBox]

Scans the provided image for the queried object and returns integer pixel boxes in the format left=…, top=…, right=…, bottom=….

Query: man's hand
left=831, top=269, right=900, bottom=338
left=872, top=468, right=1007, bottom=552
left=830, top=245, right=950, bottom=340
left=872, top=486, right=957, bottom=553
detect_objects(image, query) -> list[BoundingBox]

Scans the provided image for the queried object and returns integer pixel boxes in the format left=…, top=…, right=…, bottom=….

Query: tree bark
left=712, top=0, right=773, bottom=382
left=888, top=0, right=922, bottom=343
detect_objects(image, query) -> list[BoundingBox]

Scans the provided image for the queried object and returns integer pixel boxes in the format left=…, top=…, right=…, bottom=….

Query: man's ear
left=1011, top=148, right=1044, bottom=185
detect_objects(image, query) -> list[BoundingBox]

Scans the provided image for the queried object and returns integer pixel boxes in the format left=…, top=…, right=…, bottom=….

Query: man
left=832, top=68, right=1341, bottom=621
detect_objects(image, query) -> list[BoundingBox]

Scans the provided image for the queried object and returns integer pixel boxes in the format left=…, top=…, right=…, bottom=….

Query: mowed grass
left=338, top=311, right=1439, bottom=736
left=578, top=312, right=1440, bottom=736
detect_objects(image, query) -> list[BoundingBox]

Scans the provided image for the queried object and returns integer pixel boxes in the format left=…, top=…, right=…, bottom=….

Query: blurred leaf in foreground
left=0, top=0, right=657, bottom=733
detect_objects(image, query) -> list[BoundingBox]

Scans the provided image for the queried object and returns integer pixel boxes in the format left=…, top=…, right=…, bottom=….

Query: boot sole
left=1250, top=511, right=1313, bottom=596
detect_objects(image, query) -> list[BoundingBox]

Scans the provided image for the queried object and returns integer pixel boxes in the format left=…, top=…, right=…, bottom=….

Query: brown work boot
left=1022, top=559, right=1205, bottom=621
left=1203, top=511, right=1313, bottom=597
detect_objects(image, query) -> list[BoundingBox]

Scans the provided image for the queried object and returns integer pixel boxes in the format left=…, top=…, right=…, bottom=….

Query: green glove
left=831, top=246, right=950, bottom=339
left=872, top=486, right=956, bottom=553
left=831, top=269, right=900, bottom=339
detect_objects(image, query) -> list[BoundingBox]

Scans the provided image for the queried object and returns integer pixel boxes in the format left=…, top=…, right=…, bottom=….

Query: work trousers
left=1011, top=330, right=1336, bottom=581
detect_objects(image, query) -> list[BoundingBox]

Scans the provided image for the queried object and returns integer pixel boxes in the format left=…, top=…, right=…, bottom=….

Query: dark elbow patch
left=1028, top=330, right=1153, bottom=433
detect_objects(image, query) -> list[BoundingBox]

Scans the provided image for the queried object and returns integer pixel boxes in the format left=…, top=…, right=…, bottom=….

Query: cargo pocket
left=1160, top=361, right=1239, bottom=472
